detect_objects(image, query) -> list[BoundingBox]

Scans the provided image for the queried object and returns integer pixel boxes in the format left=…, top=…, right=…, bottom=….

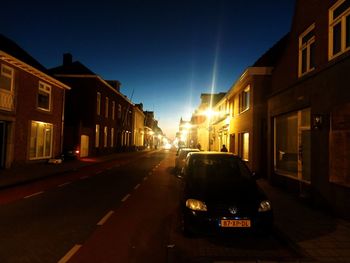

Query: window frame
left=0, top=64, right=14, bottom=93
left=105, top=97, right=109, bottom=118
left=112, top=101, right=115, bottom=120
left=37, top=82, right=52, bottom=112
left=96, top=92, right=101, bottom=115
left=238, top=86, right=250, bottom=114
left=29, top=121, right=53, bottom=160
left=104, top=126, right=108, bottom=147
left=329, top=0, right=350, bottom=60
left=298, top=23, right=316, bottom=77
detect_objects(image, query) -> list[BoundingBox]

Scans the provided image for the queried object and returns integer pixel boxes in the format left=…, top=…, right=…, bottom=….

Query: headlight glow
left=258, top=200, right=272, bottom=212
left=186, top=199, right=207, bottom=211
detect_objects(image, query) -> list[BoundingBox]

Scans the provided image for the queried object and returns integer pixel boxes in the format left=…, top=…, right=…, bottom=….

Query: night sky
left=1, top=0, right=295, bottom=138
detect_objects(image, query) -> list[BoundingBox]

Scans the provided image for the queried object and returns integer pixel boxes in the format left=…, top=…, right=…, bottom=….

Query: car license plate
left=220, top=219, right=251, bottom=228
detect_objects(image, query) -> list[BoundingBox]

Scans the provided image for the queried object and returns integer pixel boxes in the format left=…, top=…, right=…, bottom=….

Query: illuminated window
left=112, top=101, right=115, bottom=120
left=29, top=121, right=53, bottom=159
left=95, top=124, right=100, bottom=147
left=0, top=64, right=14, bottom=92
left=299, top=24, right=315, bottom=77
left=96, top=92, right=101, bottom=115
left=238, top=132, right=249, bottom=161
left=329, top=0, right=350, bottom=59
left=105, top=97, right=109, bottom=118
left=104, top=126, right=108, bottom=147
left=111, top=127, right=114, bottom=147
left=38, top=82, right=51, bottom=111
left=239, top=86, right=250, bottom=113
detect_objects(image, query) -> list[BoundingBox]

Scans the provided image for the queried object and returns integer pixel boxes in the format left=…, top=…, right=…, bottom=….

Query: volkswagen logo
left=228, top=207, right=238, bottom=215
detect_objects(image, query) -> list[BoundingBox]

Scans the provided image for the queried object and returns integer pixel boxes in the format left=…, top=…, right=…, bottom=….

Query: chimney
left=106, top=80, right=121, bottom=92
left=63, top=53, right=72, bottom=66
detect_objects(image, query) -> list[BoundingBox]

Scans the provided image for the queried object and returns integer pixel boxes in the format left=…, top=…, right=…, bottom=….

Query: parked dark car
left=180, top=152, right=273, bottom=236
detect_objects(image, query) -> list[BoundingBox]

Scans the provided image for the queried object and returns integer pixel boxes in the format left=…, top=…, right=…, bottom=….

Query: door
left=0, top=122, right=6, bottom=168
left=80, top=135, right=89, bottom=157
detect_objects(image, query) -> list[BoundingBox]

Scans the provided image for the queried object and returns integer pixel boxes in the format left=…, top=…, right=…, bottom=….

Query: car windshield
left=190, top=156, right=251, bottom=186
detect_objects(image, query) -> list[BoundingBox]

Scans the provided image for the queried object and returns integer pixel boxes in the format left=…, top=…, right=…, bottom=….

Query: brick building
left=50, top=54, right=134, bottom=157
left=267, top=0, right=350, bottom=218
left=0, top=35, right=70, bottom=168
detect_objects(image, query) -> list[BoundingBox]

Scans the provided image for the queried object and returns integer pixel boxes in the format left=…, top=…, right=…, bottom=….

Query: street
left=0, top=150, right=306, bottom=263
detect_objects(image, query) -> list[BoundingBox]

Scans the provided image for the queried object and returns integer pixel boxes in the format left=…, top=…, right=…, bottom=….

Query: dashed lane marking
left=24, top=191, right=44, bottom=199
left=58, top=244, right=82, bottom=263
left=97, top=211, right=114, bottom=226
left=58, top=182, right=72, bottom=187
left=121, top=194, right=131, bottom=202
left=134, top=184, right=141, bottom=190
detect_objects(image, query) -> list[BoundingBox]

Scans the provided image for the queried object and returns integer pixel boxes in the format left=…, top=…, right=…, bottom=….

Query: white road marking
left=58, top=244, right=82, bottom=263
left=121, top=193, right=131, bottom=202
left=24, top=191, right=44, bottom=199
left=58, top=182, right=71, bottom=187
left=134, top=184, right=141, bottom=190
left=97, top=211, right=114, bottom=226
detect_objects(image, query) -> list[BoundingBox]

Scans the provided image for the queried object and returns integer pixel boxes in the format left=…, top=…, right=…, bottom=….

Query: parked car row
left=174, top=149, right=273, bottom=237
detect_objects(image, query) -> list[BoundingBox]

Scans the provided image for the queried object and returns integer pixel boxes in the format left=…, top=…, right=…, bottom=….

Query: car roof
left=187, top=151, right=239, bottom=159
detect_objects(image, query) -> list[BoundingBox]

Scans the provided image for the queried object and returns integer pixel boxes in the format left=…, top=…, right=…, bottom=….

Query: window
left=38, top=82, right=51, bottom=111
left=105, top=97, right=109, bottom=118
left=0, top=64, right=14, bottom=92
left=111, top=128, right=115, bottom=147
left=112, top=101, right=115, bottom=120
left=299, top=24, right=315, bottom=77
left=95, top=124, right=100, bottom=147
left=104, top=126, right=108, bottom=147
left=97, top=92, right=101, bottom=115
left=274, top=108, right=310, bottom=181
left=29, top=121, right=53, bottom=159
left=239, top=86, right=250, bottom=113
left=118, top=104, right=122, bottom=119
left=329, top=0, right=350, bottom=59
left=238, top=132, right=249, bottom=161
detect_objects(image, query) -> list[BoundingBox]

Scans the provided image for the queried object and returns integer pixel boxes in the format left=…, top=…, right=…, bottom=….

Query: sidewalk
left=258, top=179, right=350, bottom=263
left=0, top=150, right=154, bottom=189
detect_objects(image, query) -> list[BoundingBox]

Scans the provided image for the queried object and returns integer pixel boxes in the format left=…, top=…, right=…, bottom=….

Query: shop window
left=29, top=121, right=53, bottom=159
left=274, top=108, right=310, bottom=182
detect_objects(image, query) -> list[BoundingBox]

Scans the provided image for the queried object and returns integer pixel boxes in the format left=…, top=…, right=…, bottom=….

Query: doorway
left=80, top=135, right=89, bottom=157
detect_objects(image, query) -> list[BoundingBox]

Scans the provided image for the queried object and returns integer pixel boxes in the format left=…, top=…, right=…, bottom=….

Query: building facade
left=50, top=54, right=133, bottom=157
left=133, top=103, right=145, bottom=148
left=0, top=35, right=69, bottom=168
left=267, top=0, right=350, bottom=218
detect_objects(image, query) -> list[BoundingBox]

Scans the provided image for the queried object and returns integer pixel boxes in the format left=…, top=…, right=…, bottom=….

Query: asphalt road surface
left=0, top=150, right=304, bottom=263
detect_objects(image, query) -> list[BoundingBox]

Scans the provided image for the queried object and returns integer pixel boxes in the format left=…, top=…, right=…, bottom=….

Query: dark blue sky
left=1, top=0, right=295, bottom=138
